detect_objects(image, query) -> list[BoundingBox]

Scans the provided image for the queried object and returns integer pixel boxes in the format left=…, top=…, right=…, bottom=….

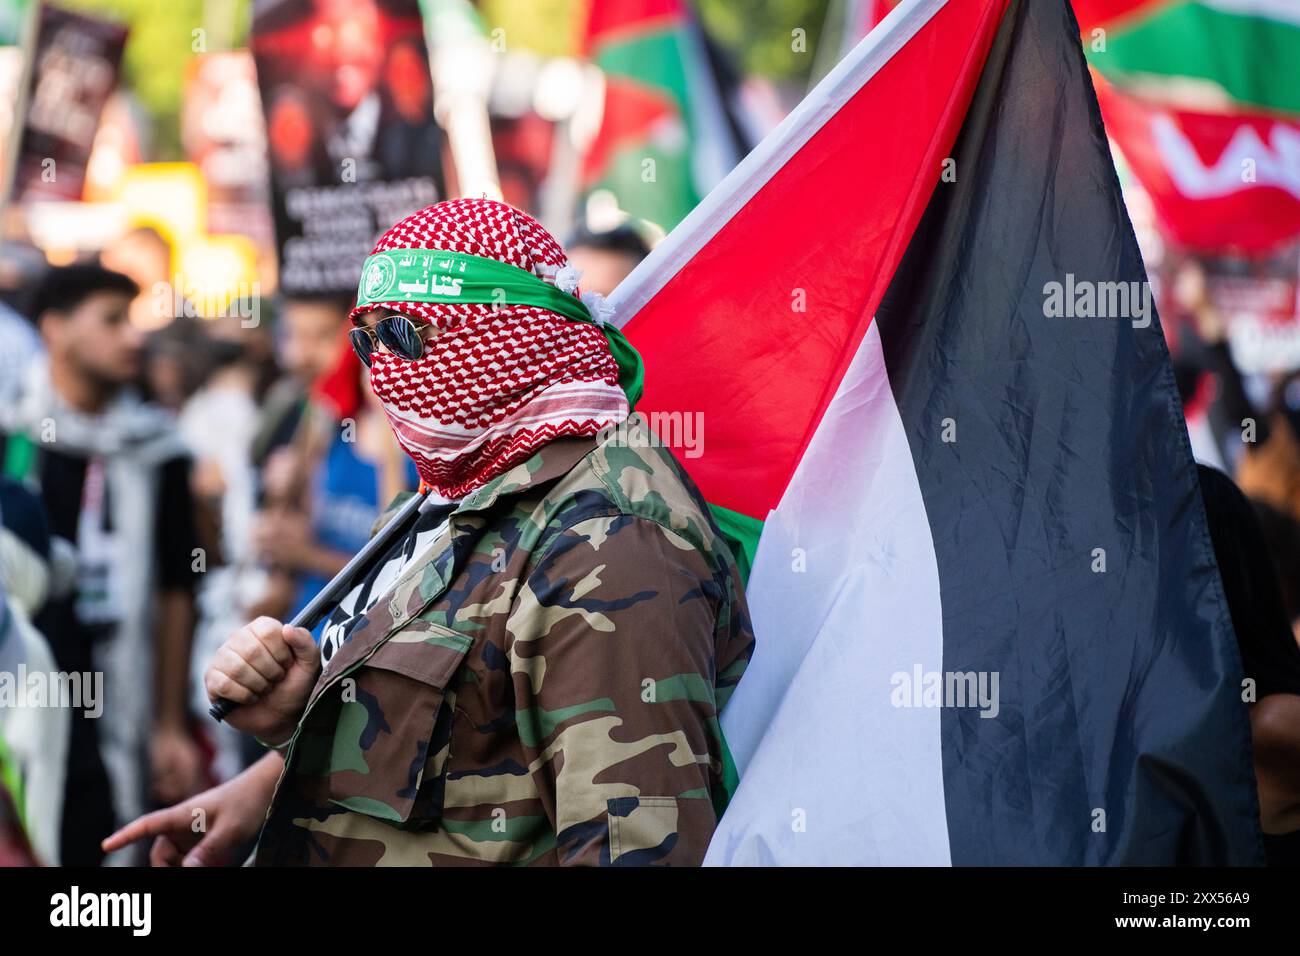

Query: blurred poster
left=250, top=0, right=447, bottom=296
left=491, top=111, right=554, bottom=217
left=182, top=51, right=274, bottom=245
left=183, top=52, right=268, bottom=204
left=9, top=3, right=127, bottom=203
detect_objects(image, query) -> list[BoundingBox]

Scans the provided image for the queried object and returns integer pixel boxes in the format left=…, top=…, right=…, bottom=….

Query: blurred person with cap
left=0, top=263, right=205, bottom=865
left=242, top=295, right=366, bottom=625
left=0, top=478, right=72, bottom=864
left=249, top=295, right=351, bottom=482
left=107, top=198, right=753, bottom=867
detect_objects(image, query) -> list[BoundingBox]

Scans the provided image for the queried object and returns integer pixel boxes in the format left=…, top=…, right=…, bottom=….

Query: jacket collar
left=311, top=433, right=599, bottom=692
left=453, top=435, right=598, bottom=515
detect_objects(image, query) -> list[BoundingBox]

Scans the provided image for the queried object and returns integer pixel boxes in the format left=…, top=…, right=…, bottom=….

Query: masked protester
left=107, top=199, right=755, bottom=867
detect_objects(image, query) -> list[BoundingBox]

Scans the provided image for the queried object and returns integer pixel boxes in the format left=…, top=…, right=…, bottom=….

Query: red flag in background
left=1094, top=80, right=1300, bottom=255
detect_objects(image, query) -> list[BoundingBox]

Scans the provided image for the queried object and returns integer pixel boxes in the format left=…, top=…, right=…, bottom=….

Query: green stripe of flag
left=1086, top=1, right=1300, bottom=115
left=707, top=502, right=763, bottom=586
left=594, top=27, right=690, bottom=115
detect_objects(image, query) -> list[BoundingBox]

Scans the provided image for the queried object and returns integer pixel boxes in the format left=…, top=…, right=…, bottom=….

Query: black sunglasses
left=349, top=313, right=436, bottom=368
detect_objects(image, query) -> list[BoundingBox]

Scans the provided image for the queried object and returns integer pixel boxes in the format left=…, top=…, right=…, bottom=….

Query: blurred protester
left=255, top=296, right=348, bottom=468
left=1169, top=261, right=1300, bottom=642
left=0, top=264, right=203, bottom=865
left=565, top=223, right=651, bottom=297
left=141, top=316, right=214, bottom=412
left=0, top=479, right=71, bottom=864
left=244, top=295, right=354, bottom=622
left=255, top=332, right=399, bottom=631
left=1169, top=259, right=1300, bottom=520
left=1169, top=259, right=1246, bottom=471
left=0, top=240, right=48, bottom=404
left=1198, top=465, right=1300, bottom=865
left=180, top=317, right=274, bottom=574
left=177, top=317, right=273, bottom=782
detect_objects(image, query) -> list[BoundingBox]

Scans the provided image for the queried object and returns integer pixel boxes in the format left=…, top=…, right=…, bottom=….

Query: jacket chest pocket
left=292, top=625, right=474, bottom=829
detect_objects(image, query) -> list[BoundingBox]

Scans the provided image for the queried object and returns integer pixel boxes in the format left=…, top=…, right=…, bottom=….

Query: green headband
left=357, top=247, right=643, bottom=407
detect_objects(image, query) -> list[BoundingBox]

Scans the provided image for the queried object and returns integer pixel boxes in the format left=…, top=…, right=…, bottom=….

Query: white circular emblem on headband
left=361, top=256, right=397, bottom=301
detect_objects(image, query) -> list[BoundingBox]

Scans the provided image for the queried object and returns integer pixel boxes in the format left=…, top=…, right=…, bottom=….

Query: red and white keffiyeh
left=354, top=199, right=628, bottom=499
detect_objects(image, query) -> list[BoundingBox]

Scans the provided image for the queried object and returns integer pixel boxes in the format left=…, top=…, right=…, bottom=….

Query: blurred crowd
left=0, top=221, right=648, bottom=866
left=1166, top=257, right=1300, bottom=864
left=1167, top=257, right=1300, bottom=631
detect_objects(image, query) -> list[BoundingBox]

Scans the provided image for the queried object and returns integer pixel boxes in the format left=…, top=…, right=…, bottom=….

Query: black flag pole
left=208, top=487, right=433, bottom=722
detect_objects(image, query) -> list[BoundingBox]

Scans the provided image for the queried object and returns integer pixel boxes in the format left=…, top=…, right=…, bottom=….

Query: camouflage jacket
left=255, top=413, right=754, bottom=866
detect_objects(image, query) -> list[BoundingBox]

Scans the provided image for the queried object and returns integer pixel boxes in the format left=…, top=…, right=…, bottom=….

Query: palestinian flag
left=1074, top=0, right=1300, bottom=254
left=580, top=0, right=746, bottom=231
left=612, top=0, right=1262, bottom=864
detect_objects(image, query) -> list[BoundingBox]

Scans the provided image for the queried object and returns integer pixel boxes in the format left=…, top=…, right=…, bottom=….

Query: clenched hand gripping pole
left=208, top=487, right=433, bottom=722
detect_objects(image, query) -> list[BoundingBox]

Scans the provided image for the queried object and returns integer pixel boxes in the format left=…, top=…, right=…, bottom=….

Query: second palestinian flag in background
left=579, top=0, right=748, bottom=232
left=611, top=0, right=1262, bottom=864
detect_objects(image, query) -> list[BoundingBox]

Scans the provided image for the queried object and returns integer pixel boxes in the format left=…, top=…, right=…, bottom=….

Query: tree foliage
left=695, top=0, right=832, bottom=81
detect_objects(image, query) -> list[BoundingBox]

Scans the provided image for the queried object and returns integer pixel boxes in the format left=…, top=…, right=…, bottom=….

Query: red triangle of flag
left=614, top=0, right=1010, bottom=521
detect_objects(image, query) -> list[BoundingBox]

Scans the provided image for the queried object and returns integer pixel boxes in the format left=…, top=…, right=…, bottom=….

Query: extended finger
left=102, top=804, right=191, bottom=853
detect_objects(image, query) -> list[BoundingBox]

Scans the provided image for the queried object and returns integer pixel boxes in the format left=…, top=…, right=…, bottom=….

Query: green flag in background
left=1078, top=0, right=1300, bottom=115
left=579, top=0, right=745, bottom=232
left=0, top=0, right=30, bottom=46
